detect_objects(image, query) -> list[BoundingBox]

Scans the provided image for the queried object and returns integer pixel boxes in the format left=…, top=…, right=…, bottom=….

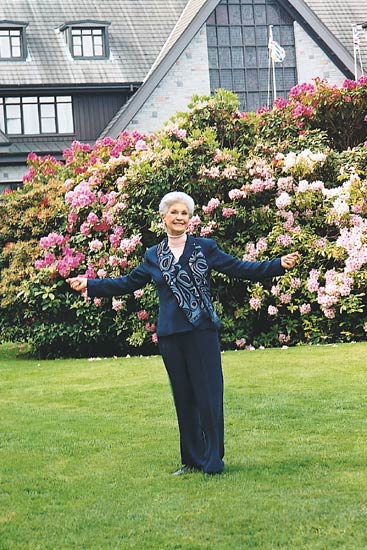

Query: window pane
left=83, top=35, right=94, bottom=56
left=254, top=5, right=266, bottom=25
left=40, top=97, right=54, bottom=103
left=23, top=103, right=40, bottom=134
left=217, top=27, right=230, bottom=46
left=73, top=44, right=82, bottom=56
left=207, top=27, right=217, bottom=46
left=57, top=102, right=74, bottom=133
left=23, top=97, right=38, bottom=103
left=245, top=46, right=257, bottom=67
left=228, top=5, right=241, bottom=24
left=243, top=27, right=255, bottom=46
left=40, top=103, right=56, bottom=133
left=0, top=105, right=4, bottom=131
left=6, top=105, right=22, bottom=133
left=208, top=48, right=219, bottom=68
left=230, top=26, right=242, bottom=46
left=5, top=97, right=20, bottom=104
left=216, top=5, right=229, bottom=24
left=218, top=47, right=231, bottom=68
left=41, top=118, right=56, bottom=133
left=255, top=26, right=267, bottom=45
left=233, top=69, right=245, bottom=90
left=41, top=104, right=55, bottom=117
left=209, top=69, right=220, bottom=91
left=241, top=5, right=254, bottom=24
left=0, top=36, right=11, bottom=58
left=94, top=43, right=103, bottom=56
left=232, top=47, right=244, bottom=67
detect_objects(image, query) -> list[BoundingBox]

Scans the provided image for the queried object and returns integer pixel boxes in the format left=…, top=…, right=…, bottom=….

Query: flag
left=268, top=38, right=286, bottom=63
left=353, top=26, right=361, bottom=49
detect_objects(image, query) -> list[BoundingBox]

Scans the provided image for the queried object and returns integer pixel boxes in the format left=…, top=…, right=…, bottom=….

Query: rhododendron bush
left=0, top=84, right=366, bottom=357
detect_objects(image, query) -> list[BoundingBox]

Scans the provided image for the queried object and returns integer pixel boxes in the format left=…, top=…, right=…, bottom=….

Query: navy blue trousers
left=158, top=328, right=224, bottom=474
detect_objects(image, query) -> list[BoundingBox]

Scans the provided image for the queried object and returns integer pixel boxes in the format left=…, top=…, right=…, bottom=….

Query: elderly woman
left=67, top=191, right=299, bottom=476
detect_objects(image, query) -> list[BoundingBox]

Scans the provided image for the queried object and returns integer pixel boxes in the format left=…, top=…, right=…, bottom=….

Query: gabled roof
left=101, top=0, right=365, bottom=138
left=0, top=0, right=187, bottom=87
left=100, top=0, right=217, bottom=138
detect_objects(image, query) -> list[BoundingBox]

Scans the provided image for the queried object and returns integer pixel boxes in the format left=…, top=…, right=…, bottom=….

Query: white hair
left=159, top=191, right=195, bottom=217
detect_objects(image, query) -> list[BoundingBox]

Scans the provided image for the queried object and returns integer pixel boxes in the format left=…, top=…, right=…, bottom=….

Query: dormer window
left=60, top=21, right=110, bottom=59
left=0, top=21, right=28, bottom=61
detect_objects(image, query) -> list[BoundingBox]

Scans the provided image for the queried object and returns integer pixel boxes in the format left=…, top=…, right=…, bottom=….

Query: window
left=0, top=96, right=74, bottom=135
left=206, top=0, right=297, bottom=112
left=0, top=21, right=28, bottom=60
left=60, top=21, right=110, bottom=59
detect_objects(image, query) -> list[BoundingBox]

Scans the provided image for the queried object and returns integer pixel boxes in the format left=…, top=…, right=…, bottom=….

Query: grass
left=0, top=341, right=366, bottom=550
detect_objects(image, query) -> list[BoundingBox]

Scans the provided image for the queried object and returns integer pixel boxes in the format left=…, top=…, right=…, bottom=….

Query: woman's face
left=163, top=201, right=190, bottom=236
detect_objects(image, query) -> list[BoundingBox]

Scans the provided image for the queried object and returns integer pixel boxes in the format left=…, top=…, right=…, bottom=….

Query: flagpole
left=268, top=25, right=277, bottom=102
left=267, top=41, right=272, bottom=107
left=353, top=25, right=358, bottom=79
left=272, top=57, right=277, bottom=100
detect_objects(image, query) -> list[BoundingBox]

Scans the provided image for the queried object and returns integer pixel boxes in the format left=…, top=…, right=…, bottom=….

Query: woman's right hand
left=66, top=277, right=88, bottom=292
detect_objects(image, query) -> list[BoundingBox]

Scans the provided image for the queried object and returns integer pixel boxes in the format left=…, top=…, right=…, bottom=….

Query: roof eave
left=100, top=0, right=220, bottom=138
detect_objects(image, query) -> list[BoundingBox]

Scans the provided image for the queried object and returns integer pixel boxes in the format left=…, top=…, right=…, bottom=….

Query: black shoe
left=172, top=465, right=196, bottom=476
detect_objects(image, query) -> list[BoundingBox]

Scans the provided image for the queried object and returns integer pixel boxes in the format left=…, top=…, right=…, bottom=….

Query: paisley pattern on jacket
left=156, top=238, right=220, bottom=328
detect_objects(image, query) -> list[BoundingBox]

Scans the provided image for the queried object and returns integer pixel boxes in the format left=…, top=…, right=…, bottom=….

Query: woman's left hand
left=281, top=251, right=301, bottom=269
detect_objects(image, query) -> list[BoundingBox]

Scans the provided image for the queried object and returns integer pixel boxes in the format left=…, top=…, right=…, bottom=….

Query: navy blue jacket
left=87, top=236, right=285, bottom=336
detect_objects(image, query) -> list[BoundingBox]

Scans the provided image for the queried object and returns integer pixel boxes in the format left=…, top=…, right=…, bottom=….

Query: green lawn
left=0, top=342, right=366, bottom=550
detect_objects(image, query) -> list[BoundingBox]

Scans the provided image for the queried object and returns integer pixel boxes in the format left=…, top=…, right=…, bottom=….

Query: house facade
left=1, top=0, right=366, bottom=191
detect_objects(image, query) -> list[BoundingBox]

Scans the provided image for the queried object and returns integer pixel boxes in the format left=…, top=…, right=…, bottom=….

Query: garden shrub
left=0, top=83, right=366, bottom=357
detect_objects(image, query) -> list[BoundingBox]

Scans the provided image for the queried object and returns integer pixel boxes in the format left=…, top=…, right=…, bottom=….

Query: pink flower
left=228, top=188, right=247, bottom=200
left=152, top=333, right=158, bottom=344
left=236, top=338, right=247, bottom=348
left=202, top=198, right=220, bottom=215
left=249, top=297, right=262, bottom=310
left=268, top=305, right=278, bottom=316
left=290, top=277, right=301, bottom=289
left=137, top=310, right=149, bottom=321
left=187, top=215, right=201, bottom=233
left=93, top=298, right=102, bottom=307
left=134, top=289, right=144, bottom=299
left=276, top=234, right=293, bottom=247
left=222, top=207, right=237, bottom=219
left=145, top=323, right=156, bottom=332
left=201, top=166, right=220, bottom=179
left=289, top=82, right=316, bottom=97
left=323, top=307, right=336, bottom=319
left=299, top=303, right=311, bottom=315
left=280, top=293, right=292, bottom=304
left=222, top=166, right=238, bottom=179
left=200, top=222, right=216, bottom=237
left=135, top=139, right=148, bottom=151
left=65, top=181, right=97, bottom=209
left=89, top=239, right=103, bottom=251
left=120, top=235, right=141, bottom=255
left=278, top=333, right=290, bottom=344
left=275, top=192, right=291, bottom=209
left=112, top=299, right=124, bottom=311
left=40, top=232, right=66, bottom=249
